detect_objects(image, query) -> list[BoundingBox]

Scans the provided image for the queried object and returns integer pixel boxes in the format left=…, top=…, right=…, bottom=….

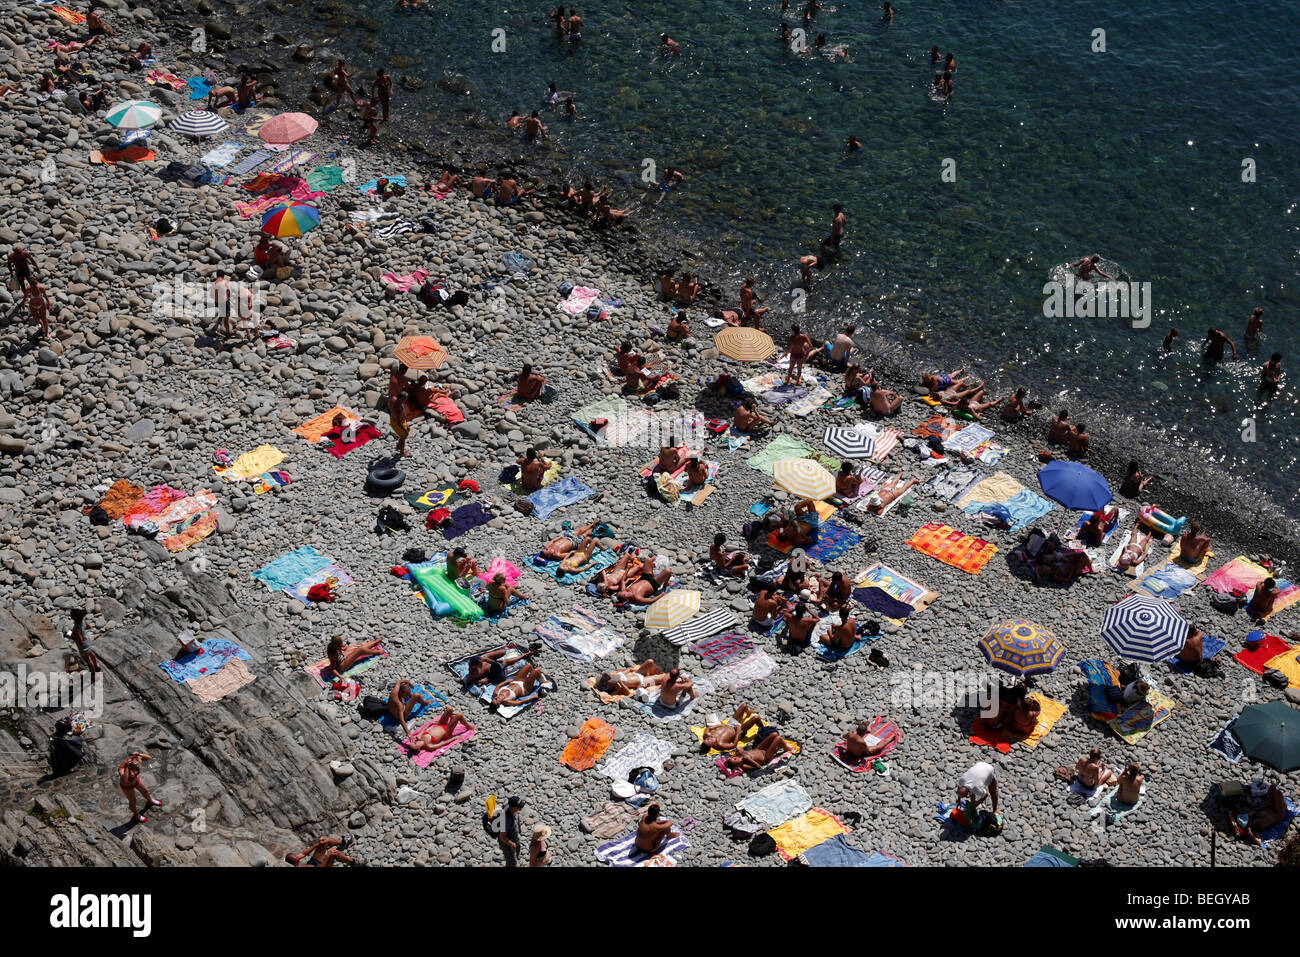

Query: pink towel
left=428, top=394, right=465, bottom=425
left=477, top=558, right=522, bottom=587
left=401, top=721, right=475, bottom=767
left=381, top=268, right=429, bottom=291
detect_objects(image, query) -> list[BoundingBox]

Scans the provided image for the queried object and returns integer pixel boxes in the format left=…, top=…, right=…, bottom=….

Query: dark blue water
left=329, top=0, right=1300, bottom=511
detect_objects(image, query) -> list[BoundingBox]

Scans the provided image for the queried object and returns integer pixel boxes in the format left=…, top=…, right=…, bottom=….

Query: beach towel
left=1024, top=846, right=1079, bottom=867
left=830, top=716, right=901, bottom=771
left=89, top=146, right=157, bottom=165
left=200, top=142, right=242, bottom=168
left=216, top=444, right=284, bottom=481
left=913, top=414, right=960, bottom=441
left=746, top=435, right=815, bottom=475
left=357, top=174, right=408, bottom=194
left=1233, top=634, right=1291, bottom=675
left=1078, top=659, right=1122, bottom=720
left=714, top=737, right=799, bottom=778
left=768, top=808, right=849, bottom=862
left=1132, top=561, right=1199, bottom=598
left=50, top=6, right=85, bottom=23
left=381, top=268, right=429, bottom=291
left=1067, top=778, right=1109, bottom=806
left=935, top=802, right=1003, bottom=835
left=322, top=423, right=380, bottom=459
left=441, top=502, right=493, bottom=540
left=736, top=779, right=813, bottom=828
left=558, top=285, right=602, bottom=315
left=798, top=835, right=892, bottom=867
left=253, top=545, right=332, bottom=592
left=708, top=651, right=778, bottom=692
left=1107, top=690, right=1175, bottom=744
left=304, top=643, right=389, bottom=688
left=955, top=471, right=1024, bottom=509
left=227, top=149, right=274, bottom=177
left=121, top=484, right=187, bottom=529
left=581, top=801, right=642, bottom=839
left=84, top=479, right=145, bottom=520
left=530, top=547, right=619, bottom=586
left=1093, top=783, right=1148, bottom=824
left=1206, top=716, right=1244, bottom=764
left=854, top=563, right=939, bottom=617
left=967, top=694, right=1066, bottom=752
left=401, top=719, right=474, bottom=767
left=963, top=488, right=1056, bottom=532
left=293, top=406, right=358, bottom=443
left=502, top=252, right=535, bottom=275
left=187, top=657, right=256, bottom=703
left=268, top=150, right=316, bottom=174
left=158, top=504, right=218, bottom=553
left=1235, top=799, right=1300, bottom=848
left=943, top=423, right=995, bottom=453
left=663, top=607, right=736, bottom=646
left=593, top=828, right=689, bottom=867
left=304, top=164, right=345, bottom=193
left=159, top=638, right=250, bottom=684
left=1203, top=557, right=1270, bottom=595
left=630, top=676, right=714, bottom=723
left=405, top=487, right=464, bottom=512
left=535, top=605, right=625, bottom=662
left=1263, top=649, right=1300, bottom=687
left=689, top=632, right=755, bottom=665
left=851, top=586, right=914, bottom=620
left=907, top=523, right=998, bottom=574
left=597, top=731, right=675, bottom=781
left=558, top=717, right=618, bottom=772
left=924, top=466, right=981, bottom=503
left=525, top=476, right=597, bottom=520
left=146, top=70, right=188, bottom=91
left=786, top=387, right=835, bottom=418
left=284, top=563, right=352, bottom=606
left=1167, top=633, right=1227, bottom=673
left=374, top=219, right=420, bottom=241
left=972, top=440, right=1009, bottom=465
left=378, top=684, right=446, bottom=733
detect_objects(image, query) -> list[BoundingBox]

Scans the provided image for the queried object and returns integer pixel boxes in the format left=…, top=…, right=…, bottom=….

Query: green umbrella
left=1233, top=701, right=1300, bottom=772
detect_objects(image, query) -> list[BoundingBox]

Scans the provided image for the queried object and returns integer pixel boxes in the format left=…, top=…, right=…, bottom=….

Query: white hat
left=611, top=780, right=636, bottom=800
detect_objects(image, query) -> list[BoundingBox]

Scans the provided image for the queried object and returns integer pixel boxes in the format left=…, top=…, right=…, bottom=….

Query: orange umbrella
left=393, top=335, right=448, bottom=370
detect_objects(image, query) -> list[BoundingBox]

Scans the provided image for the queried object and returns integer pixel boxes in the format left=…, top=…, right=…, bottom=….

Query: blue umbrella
left=1037, top=460, right=1112, bottom=511
left=1100, top=595, right=1187, bottom=662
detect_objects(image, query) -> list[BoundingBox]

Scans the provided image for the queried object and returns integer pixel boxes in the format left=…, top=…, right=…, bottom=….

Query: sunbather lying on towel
left=595, top=551, right=643, bottom=594
left=617, top=554, right=672, bottom=604
left=1114, top=526, right=1152, bottom=572
left=722, top=728, right=791, bottom=772
left=658, top=668, right=697, bottom=709
left=486, top=574, right=529, bottom=613
left=844, top=721, right=901, bottom=761
left=865, top=474, right=916, bottom=515
left=774, top=499, right=821, bottom=547
left=936, top=381, right=985, bottom=407
left=465, top=648, right=532, bottom=688
left=635, top=803, right=679, bottom=855
left=954, top=387, right=1001, bottom=419
left=406, top=707, right=473, bottom=751
left=920, top=369, right=974, bottom=394
left=328, top=636, right=384, bottom=675
left=710, top=534, right=749, bottom=576
left=1035, top=547, right=1092, bottom=584
left=1239, top=782, right=1287, bottom=845
left=388, top=680, right=437, bottom=737
left=540, top=521, right=601, bottom=561
left=596, top=660, right=666, bottom=696
left=558, top=536, right=601, bottom=574
left=1075, top=749, right=1118, bottom=790
left=286, top=836, right=354, bottom=868
left=492, top=663, right=546, bottom=708
left=820, top=607, right=859, bottom=652
left=701, top=704, right=765, bottom=751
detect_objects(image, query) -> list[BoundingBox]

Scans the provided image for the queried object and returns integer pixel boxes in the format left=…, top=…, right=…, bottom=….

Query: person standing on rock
left=374, top=68, right=393, bottom=122
left=389, top=389, right=412, bottom=457
left=119, top=751, right=163, bottom=824
left=68, top=608, right=99, bottom=680
left=25, top=281, right=51, bottom=338
left=7, top=246, right=39, bottom=298
left=334, top=60, right=360, bottom=107
left=499, top=795, right=525, bottom=866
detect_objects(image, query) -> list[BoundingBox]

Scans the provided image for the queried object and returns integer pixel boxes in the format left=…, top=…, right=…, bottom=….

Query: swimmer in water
left=943, top=52, right=956, bottom=74
left=1244, top=307, right=1264, bottom=348
left=550, top=7, right=567, bottom=36
left=543, top=82, right=576, bottom=109
left=1202, top=327, right=1237, bottom=365
left=563, top=97, right=577, bottom=118
left=567, top=9, right=583, bottom=40
left=934, top=71, right=953, bottom=97
left=524, top=110, right=547, bottom=141
left=507, top=110, right=523, bottom=128
left=1259, top=352, right=1283, bottom=397
left=1162, top=327, right=1179, bottom=352
left=1073, top=255, right=1113, bottom=282
left=929, top=46, right=942, bottom=67
left=661, top=33, right=680, bottom=55
left=798, top=254, right=827, bottom=286
left=879, top=2, right=894, bottom=23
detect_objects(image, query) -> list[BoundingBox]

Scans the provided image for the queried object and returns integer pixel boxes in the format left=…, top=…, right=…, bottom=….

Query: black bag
left=358, top=695, right=389, bottom=720
left=50, top=735, right=84, bottom=776
left=1117, top=662, right=1142, bottom=686
left=88, top=506, right=110, bottom=526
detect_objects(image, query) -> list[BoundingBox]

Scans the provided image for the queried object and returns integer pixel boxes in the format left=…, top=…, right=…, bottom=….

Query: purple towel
left=851, top=587, right=913, bottom=619
left=442, top=502, right=493, bottom=540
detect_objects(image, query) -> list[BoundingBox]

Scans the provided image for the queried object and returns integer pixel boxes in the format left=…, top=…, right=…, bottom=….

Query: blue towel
left=441, top=502, right=493, bottom=540
left=1024, top=847, right=1078, bottom=867
left=863, top=851, right=905, bottom=867
left=378, top=684, right=446, bottom=731
left=815, top=632, right=874, bottom=661
left=526, top=476, right=597, bottom=520
left=158, top=638, right=249, bottom=683
left=1134, top=563, right=1198, bottom=599
left=798, top=834, right=877, bottom=867
left=964, top=488, right=1056, bottom=533
left=357, top=174, right=407, bottom=193
left=1167, top=633, right=1227, bottom=673
left=252, top=545, right=332, bottom=591
left=851, top=586, right=914, bottom=619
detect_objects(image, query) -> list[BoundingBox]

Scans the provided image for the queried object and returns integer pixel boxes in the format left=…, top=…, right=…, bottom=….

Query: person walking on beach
left=25, top=281, right=52, bottom=338
left=119, top=751, right=163, bottom=824
left=7, top=246, right=39, bottom=298
left=389, top=389, right=412, bottom=457
left=780, top=323, right=814, bottom=384
left=334, top=60, right=359, bottom=107
left=374, top=68, right=393, bottom=122
left=499, top=795, right=525, bottom=866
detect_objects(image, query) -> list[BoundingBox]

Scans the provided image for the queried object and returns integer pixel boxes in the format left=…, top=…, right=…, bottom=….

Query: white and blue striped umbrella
left=823, top=426, right=875, bottom=460
left=168, top=109, right=229, bottom=138
left=1099, top=595, right=1187, bottom=662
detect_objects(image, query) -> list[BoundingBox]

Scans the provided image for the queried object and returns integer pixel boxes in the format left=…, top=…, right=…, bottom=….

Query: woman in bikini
left=492, top=663, right=545, bottom=708
left=404, top=707, right=471, bottom=751
left=327, top=636, right=384, bottom=675
left=595, top=551, right=642, bottom=594
left=595, top=660, right=665, bottom=697
left=558, top=535, right=601, bottom=575
left=119, top=751, right=163, bottom=824
left=1114, top=525, right=1152, bottom=572
left=920, top=368, right=969, bottom=394
left=540, top=521, right=599, bottom=561
left=486, top=573, right=529, bottom=613
left=723, top=729, right=790, bottom=772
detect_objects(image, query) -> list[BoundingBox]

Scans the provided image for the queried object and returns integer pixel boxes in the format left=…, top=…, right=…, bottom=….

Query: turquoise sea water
left=333, top=0, right=1300, bottom=511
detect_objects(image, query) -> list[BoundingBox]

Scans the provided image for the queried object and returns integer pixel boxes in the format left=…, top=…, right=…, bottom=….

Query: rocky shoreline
left=0, top=0, right=1296, bottom=868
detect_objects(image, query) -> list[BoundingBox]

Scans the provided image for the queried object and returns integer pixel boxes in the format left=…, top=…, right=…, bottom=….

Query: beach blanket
left=534, top=605, right=625, bottom=662
left=357, top=174, right=408, bottom=194
left=581, top=802, right=642, bottom=839
left=1233, top=634, right=1291, bottom=675
left=400, top=719, right=474, bottom=767
left=971, top=440, right=1008, bottom=465
left=405, top=487, right=465, bottom=511
left=381, top=268, right=429, bottom=291
left=736, top=779, right=813, bottom=828
left=769, top=808, right=849, bottom=862
left=746, top=435, right=815, bottom=475
left=146, top=69, right=188, bottom=91
left=268, top=150, right=316, bottom=174
left=377, top=684, right=445, bottom=733
left=593, top=828, right=689, bottom=867
left=227, top=149, right=275, bottom=176
left=1025, top=846, right=1079, bottom=867
left=285, top=563, right=352, bottom=606
left=215, top=444, right=284, bottom=481
left=1107, top=689, right=1175, bottom=744
left=572, top=395, right=655, bottom=447
left=913, top=414, right=960, bottom=441
left=441, top=502, right=493, bottom=540
left=597, top=731, right=675, bottom=781
left=84, top=479, right=145, bottom=520
left=200, top=142, right=242, bottom=168
left=159, top=638, right=250, bottom=684
left=304, top=164, right=346, bottom=193
left=943, top=423, right=995, bottom=453
left=322, top=423, right=381, bottom=458
left=558, top=285, right=602, bottom=315
left=502, top=252, right=535, bottom=275
left=1202, top=557, right=1271, bottom=595
left=854, top=563, right=939, bottom=617
left=924, top=466, right=981, bottom=503
left=967, top=694, right=1067, bottom=752
left=1206, top=716, right=1245, bottom=764
left=708, top=651, right=778, bottom=692
left=293, top=406, right=358, bottom=443
left=689, top=632, right=755, bottom=665
left=786, top=387, right=835, bottom=418
left=304, top=643, right=389, bottom=688
left=830, top=716, right=901, bottom=771
left=1263, top=649, right=1300, bottom=687
left=560, top=717, right=617, bottom=772
left=956, top=471, right=1024, bottom=509
left=1079, top=659, right=1122, bottom=720
left=963, top=488, right=1056, bottom=532
left=158, top=501, right=218, bottom=553
left=526, top=476, right=597, bottom=520
left=253, top=545, right=331, bottom=592
left=187, top=657, right=255, bottom=703
left=629, top=675, right=714, bottom=723
left=851, top=586, right=914, bottom=620
left=1167, top=633, right=1227, bottom=673
left=530, top=547, right=619, bottom=586
left=50, top=6, right=85, bottom=23
left=374, top=219, right=420, bottom=241
left=663, top=607, right=736, bottom=646
left=907, top=523, right=998, bottom=574
left=89, top=147, right=157, bottom=165
left=799, top=835, right=894, bottom=867
left=1132, top=558, right=1201, bottom=598
left=121, top=484, right=187, bottom=529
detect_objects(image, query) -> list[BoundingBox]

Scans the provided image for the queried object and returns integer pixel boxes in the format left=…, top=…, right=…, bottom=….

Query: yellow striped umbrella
left=772, top=457, right=836, bottom=501
left=393, top=335, right=448, bottom=370
left=644, top=590, right=701, bottom=631
left=714, top=326, right=776, bottom=362
left=978, top=618, right=1064, bottom=676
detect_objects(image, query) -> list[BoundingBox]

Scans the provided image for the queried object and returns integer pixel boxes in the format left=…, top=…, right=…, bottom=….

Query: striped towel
left=689, top=632, right=754, bottom=664
left=664, top=607, right=736, bottom=646
left=830, top=716, right=902, bottom=771
left=228, top=149, right=274, bottom=176
left=268, top=150, right=317, bottom=174
left=373, top=218, right=421, bottom=240
left=870, top=428, right=901, bottom=461
left=708, top=650, right=778, bottom=692
left=594, top=828, right=689, bottom=867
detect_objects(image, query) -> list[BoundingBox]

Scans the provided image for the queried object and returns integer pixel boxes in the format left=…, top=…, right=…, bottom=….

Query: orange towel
left=90, top=146, right=156, bottom=165
left=83, top=479, right=145, bottom=519
left=51, top=6, right=86, bottom=24
left=559, top=717, right=616, bottom=772
left=293, top=406, right=357, bottom=443
left=907, top=523, right=998, bottom=574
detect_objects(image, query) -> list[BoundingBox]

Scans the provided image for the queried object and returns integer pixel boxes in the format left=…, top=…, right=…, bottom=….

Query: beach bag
left=87, top=505, right=110, bottom=526
left=628, top=767, right=659, bottom=794
left=655, top=382, right=679, bottom=400
left=557, top=281, right=574, bottom=297
left=358, top=695, right=388, bottom=720
left=50, top=734, right=84, bottom=776
left=585, top=302, right=606, bottom=322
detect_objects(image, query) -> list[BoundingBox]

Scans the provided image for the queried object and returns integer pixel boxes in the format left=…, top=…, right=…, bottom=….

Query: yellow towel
left=1263, top=651, right=1300, bottom=688
left=956, top=470, right=1024, bottom=509
left=768, top=808, right=848, bottom=859
left=689, top=719, right=800, bottom=757
left=1012, top=694, right=1067, bottom=749
left=225, top=444, right=285, bottom=480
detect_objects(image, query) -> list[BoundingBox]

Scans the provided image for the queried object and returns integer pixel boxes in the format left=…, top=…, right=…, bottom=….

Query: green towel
left=745, top=435, right=815, bottom=475
left=305, top=164, right=345, bottom=193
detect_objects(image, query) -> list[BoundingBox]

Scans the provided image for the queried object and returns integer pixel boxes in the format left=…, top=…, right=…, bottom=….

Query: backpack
left=358, top=695, right=389, bottom=720
left=50, top=735, right=84, bottom=776
left=628, top=766, right=659, bottom=793
left=557, top=281, right=574, bottom=297
left=87, top=506, right=110, bottom=526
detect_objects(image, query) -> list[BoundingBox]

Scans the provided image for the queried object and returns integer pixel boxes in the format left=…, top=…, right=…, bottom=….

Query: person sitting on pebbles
left=732, top=397, right=775, bottom=434
left=781, top=602, right=819, bottom=650
left=709, top=533, right=748, bottom=576
left=666, top=311, right=691, bottom=342
left=486, top=573, right=529, bottom=613
left=472, top=173, right=499, bottom=200
left=447, top=547, right=479, bottom=582
left=843, top=720, right=901, bottom=762
left=516, top=363, right=546, bottom=402
left=327, top=635, right=384, bottom=676
left=700, top=704, right=766, bottom=751
left=286, top=835, right=355, bottom=867
left=387, top=680, right=436, bottom=738
left=722, top=728, right=791, bottom=772
left=820, top=606, right=859, bottom=653
left=1075, top=748, right=1118, bottom=790
left=657, top=668, right=697, bottom=709
left=566, top=180, right=601, bottom=215
left=517, top=447, right=555, bottom=491
left=404, top=707, right=472, bottom=751
left=683, top=456, right=710, bottom=488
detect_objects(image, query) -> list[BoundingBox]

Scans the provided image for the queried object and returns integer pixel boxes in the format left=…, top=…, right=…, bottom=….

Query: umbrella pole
left=1209, top=826, right=1216, bottom=868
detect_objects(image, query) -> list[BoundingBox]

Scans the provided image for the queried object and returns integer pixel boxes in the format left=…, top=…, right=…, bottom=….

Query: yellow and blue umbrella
left=978, top=618, right=1064, bottom=676
left=260, top=202, right=319, bottom=238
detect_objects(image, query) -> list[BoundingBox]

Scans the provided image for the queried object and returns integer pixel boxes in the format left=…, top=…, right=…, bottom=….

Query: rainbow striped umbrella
left=978, top=618, right=1065, bottom=676
left=644, top=590, right=701, bottom=631
left=260, top=202, right=319, bottom=238
left=105, top=100, right=162, bottom=130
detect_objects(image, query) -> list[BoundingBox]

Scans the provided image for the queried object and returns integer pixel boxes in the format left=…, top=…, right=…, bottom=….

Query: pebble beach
left=1, top=0, right=1298, bottom=870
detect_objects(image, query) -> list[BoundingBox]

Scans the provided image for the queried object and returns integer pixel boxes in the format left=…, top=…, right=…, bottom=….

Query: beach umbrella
left=823, top=426, right=875, bottom=460
left=978, top=618, right=1064, bottom=677
left=1233, top=701, right=1300, bottom=772
left=105, top=100, right=162, bottom=130
left=714, top=326, right=776, bottom=362
left=1099, top=595, right=1187, bottom=662
left=260, top=202, right=320, bottom=238
left=644, top=590, right=700, bottom=631
left=258, top=111, right=318, bottom=145
left=772, top=457, right=836, bottom=501
left=1037, top=460, right=1112, bottom=512
left=393, top=335, right=449, bottom=371
left=168, top=109, right=229, bottom=138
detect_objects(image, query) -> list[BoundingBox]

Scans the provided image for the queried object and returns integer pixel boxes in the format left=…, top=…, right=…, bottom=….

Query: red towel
left=326, top=423, right=381, bottom=459
left=429, top=395, right=465, bottom=425
left=1233, top=634, right=1292, bottom=675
